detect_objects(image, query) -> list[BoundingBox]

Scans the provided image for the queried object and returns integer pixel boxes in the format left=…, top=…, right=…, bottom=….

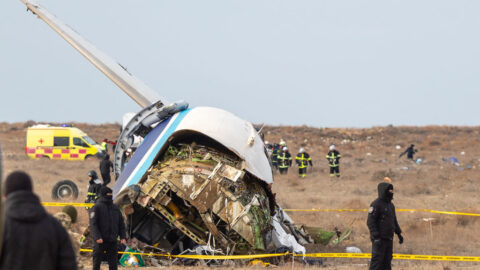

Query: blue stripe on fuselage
left=113, top=109, right=191, bottom=197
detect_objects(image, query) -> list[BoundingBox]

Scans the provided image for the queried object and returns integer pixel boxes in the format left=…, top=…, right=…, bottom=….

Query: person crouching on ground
left=90, top=186, right=126, bottom=270
left=0, top=171, right=77, bottom=270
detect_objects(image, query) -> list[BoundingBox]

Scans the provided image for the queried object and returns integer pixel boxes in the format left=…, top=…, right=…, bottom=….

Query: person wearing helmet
left=271, top=143, right=281, bottom=171
left=264, top=141, right=273, bottom=158
left=277, top=146, right=292, bottom=174
left=296, top=147, right=313, bottom=178
left=326, top=144, right=341, bottom=177
left=85, top=170, right=102, bottom=209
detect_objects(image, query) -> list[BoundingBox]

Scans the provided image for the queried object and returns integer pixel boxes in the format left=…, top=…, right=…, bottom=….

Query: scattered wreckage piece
left=115, top=142, right=282, bottom=254
left=303, top=219, right=354, bottom=246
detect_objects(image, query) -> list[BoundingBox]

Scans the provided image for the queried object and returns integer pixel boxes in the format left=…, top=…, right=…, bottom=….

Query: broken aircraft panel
left=116, top=141, right=274, bottom=253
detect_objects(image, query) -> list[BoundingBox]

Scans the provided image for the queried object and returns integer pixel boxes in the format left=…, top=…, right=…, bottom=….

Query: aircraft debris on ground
left=21, top=0, right=349, bottom=264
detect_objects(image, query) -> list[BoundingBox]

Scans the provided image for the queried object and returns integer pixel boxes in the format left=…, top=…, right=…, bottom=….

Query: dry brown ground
left=1, top=122, right=480, bottom=269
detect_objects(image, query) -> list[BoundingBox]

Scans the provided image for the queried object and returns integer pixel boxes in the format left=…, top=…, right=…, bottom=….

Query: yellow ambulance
left=25, top=125, right=106, bottom=160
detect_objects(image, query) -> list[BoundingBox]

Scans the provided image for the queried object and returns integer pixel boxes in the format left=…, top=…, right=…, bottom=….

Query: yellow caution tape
left=79, top=249, right=288, bottom=259
left=284, top=208, right=480, bottom=217
left=392, top=254, right=480, bottom=261
left=299, top=253, right=371, bottom=259
left=170, top=253, right=288, bottom=260
left=297, top=253, right=480, bottom=262
left=42, top=202, right=93, bottom=207
left=80, top=249, right=169, bottom=257
left=42, top=202, right=480, bottom=217
left=79, top=249, right=480, bottom=262
left=284, top=208, right=368, bottom=212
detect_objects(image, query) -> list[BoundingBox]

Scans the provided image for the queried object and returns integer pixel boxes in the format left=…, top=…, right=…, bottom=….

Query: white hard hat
left=283, top=147, right=288, bottom=151
left=299, top=148, right=305, bottom=153
left=329, top=144, right=335, bottom=150
left=265, top=141, right=269, bottom=145
left=280, top=140, right=286, bottom=146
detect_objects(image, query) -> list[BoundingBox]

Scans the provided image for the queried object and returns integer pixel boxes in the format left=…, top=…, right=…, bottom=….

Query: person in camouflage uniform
left=54, top=206, right=84, bottom=269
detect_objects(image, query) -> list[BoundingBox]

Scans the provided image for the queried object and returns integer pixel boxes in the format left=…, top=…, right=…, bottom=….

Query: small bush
left=429, top=140, right=441, bottom=146
left=23, top=120, right=36, bottom=128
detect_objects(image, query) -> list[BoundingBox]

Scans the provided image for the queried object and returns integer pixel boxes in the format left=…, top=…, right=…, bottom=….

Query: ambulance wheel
left=52, top=180, right=79, bottom=200
left=84, top=154, right=93, bottom=160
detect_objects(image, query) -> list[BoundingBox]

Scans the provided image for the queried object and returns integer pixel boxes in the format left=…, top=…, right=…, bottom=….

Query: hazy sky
left=1, top=0, right=480, bottom=127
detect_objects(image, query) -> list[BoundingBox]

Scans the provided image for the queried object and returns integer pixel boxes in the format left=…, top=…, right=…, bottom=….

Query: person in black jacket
left=90, top=186, right=126, bottom=270
left=0, top=171, right=77, bottom=270
left=99, top=154, right=114, bottom=186
left=399, top=144, right=417, bottom=160
left=85, top=170, right=102, bottom=210
left=367, top=182, right=404, bottom=270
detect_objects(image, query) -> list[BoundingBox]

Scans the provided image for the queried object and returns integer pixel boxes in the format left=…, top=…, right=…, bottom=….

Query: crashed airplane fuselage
left=113, top=106, right=278, bottom=254
left=20, top=0, right=307, bottom=255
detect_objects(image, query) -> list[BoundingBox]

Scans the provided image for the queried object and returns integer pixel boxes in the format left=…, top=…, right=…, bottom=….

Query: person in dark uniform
left=90, top=186, right=126, bottom=270
left=85, top=170, right=102, bottom=210
left=271, top=143, right=281, bottom=171
left=399, top=144, right=417, bottom=160
left=326, top=144, right=341, bottom=177
left=99, top=154, right=114, bottom=186
left=295, top=148, right=313, bottom=178
left=367, top=182, right=404, bottom=270
left=277, top=147, right=292, bottom=174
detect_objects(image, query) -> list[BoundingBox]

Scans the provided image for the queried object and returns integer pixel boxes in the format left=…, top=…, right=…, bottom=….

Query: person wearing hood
left=90, top=186, right=126, bottom=270
left=85, top=170, right=102, bottom=209
left=367, top=182, right=404, bottom=270
left=99, top=154, right=114, bottom=186
left=0, top=171, right=77, bottom=270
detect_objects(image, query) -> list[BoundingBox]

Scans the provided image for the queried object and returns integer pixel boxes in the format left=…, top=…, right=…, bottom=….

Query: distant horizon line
left=1, top=120, right=480, bottom=129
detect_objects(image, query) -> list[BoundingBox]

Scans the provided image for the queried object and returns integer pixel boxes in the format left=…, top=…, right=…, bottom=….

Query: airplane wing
left=20, top=0, right=167, bottom=108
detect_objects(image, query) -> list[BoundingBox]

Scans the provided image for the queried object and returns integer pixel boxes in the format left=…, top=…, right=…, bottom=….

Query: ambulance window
left=54, top=137, right=69, bottom=147
left=73, top=137, right=89, bottom=147
left=82, top=136, right=96, bottom=145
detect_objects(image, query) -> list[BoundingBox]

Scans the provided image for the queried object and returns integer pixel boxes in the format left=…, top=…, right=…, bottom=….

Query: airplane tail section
left=20, top=0, right=167, bottom=108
